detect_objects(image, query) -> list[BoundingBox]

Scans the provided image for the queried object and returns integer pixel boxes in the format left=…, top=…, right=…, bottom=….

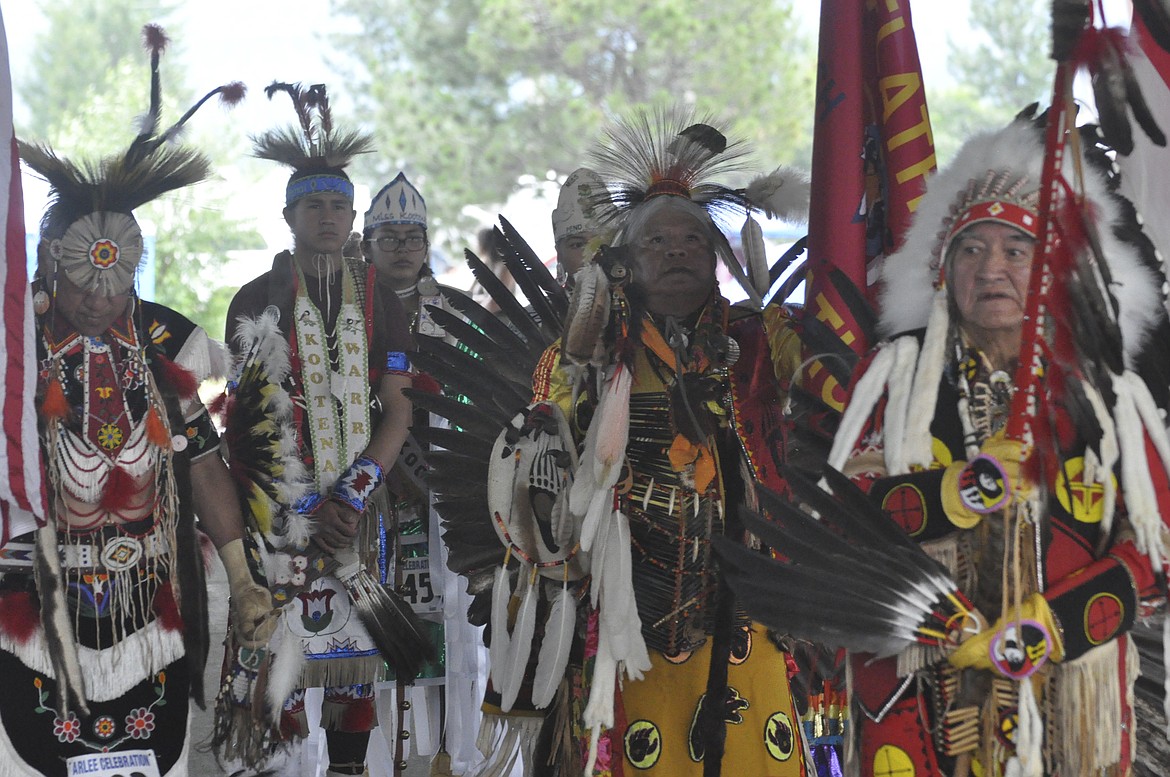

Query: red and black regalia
left=827, top=119, right=1170, bottom=776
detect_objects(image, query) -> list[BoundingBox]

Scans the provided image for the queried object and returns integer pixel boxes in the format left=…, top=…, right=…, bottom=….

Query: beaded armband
left=332, top=454, right=386, bottom=513
left=182, top=406, right=221, bottom=461
left=386, top=351, right=411, bottom=376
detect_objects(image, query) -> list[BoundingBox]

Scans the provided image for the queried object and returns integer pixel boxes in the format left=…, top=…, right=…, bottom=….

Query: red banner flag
left=804, top=0, right=936, bottom=410
left=0, top=5, right=47, bottom=544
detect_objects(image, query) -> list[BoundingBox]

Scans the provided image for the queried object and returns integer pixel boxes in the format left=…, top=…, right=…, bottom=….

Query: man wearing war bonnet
left=219, top=83, right=421, bottom=777
left=0, top=24, right=269, bottom=777
left=823, top=115, right=1170, bottom=776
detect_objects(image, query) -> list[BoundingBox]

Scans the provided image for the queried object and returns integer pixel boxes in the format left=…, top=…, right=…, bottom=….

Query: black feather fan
left=715, top=468, right=981, bottom=657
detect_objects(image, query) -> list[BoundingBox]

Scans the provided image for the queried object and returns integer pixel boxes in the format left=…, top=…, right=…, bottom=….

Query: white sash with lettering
left=293, top=263, right=371, bottom=492
left=289, top=263, right=380, bottom=672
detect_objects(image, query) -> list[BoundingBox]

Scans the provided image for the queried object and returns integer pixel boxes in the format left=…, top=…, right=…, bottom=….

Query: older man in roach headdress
left=0, top=25, right=268, bottom=777
left=472, top=108, right=816, bottom=777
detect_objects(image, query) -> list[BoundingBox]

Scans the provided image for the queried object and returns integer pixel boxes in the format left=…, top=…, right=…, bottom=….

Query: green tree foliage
left=23, top=0, right=176, bottom=139
left=929, top=0, right=1053, bottom=162
left=19, top=1, right=264, bottom=337
left=333, top=0, right=815, bottom=244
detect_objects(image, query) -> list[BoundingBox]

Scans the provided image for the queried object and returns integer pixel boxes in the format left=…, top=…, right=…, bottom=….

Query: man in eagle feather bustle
left=825, top=116, right=1170, bottom=776
left=0, top=24, right=268, bottom=777
left=476, top=108, right=820, bottom=776
left=216, top=83, right=420, bottom=777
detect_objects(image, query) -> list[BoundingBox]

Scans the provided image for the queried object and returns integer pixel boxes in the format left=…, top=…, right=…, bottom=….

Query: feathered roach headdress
left=20, top=24, right=245, bottom=297
left=252, top=82, right=374, bottom=207
left=588, top=106, right=810, bottom=307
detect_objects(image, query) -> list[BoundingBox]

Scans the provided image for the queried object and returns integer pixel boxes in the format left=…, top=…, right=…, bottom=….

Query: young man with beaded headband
left=0, top=24, right=270, bottom=777
left=473, top=107, right=813, bottom=776
left=219, top=83, right=423, bottom=777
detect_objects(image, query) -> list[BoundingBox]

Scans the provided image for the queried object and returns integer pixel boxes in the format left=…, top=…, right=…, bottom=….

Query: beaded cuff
left=331, top=454, right=386, bottom=513
left=386, top=350, right=411, bottom=375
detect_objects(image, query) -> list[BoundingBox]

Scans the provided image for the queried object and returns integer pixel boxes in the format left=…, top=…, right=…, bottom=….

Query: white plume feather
left=592, top=364, right=631, bottom=488
left=608, top=511, right=650, bottom=679
left=499, top=566, right=539, bottom=712
left=530, top=583, right=576, bottom=709
left=588, top=508, right=613, bottom=609
left=568, top=420, right=598, bottom=517
left=741, top=214, right=770, bottom=298
left=279, top=511, right=313, bottom=552
left=579, top=487, right=610, bottom=554
left=265, top=622, right=304, bottom=721
left=489, top=564, right=513, bottom=690
left=744, top=165, right=810, bottom=222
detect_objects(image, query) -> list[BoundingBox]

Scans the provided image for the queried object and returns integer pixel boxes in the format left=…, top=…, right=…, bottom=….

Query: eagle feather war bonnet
left=877, top=118, right=1160, bottom=365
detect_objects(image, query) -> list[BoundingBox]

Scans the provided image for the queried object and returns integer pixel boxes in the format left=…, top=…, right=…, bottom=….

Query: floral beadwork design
left=124, top=707, right=155, bottom=739
left=93, top=715, right=117, bottom=740
left=96, top=422, right=125, bottom=450
left=89, top=239, right=120, bottom=269
left=32, top=669, right=169, bottom=752
left=53, top=712, right=82, bottom=743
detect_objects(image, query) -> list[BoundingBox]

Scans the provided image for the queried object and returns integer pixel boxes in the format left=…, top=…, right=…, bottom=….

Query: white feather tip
left=745, top=165, right=811, bottom=223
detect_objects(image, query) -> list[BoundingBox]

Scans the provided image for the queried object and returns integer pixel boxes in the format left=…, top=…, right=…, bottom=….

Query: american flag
left=0, top=5, right=46, bottom=545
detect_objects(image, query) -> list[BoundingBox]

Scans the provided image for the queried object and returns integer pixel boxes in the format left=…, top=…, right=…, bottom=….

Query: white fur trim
left=1078, top=381, right=1120, bottom=537
left=902, top=292, right=950, bottom=470
left=0, top=618, right=185, bottom=703
left=828, top=342, right=898, bottom=471
left=1164, top=615, right=1170, bottom=742
left=881, top=335, right=923, bottom=475
left=1009, top=673, right=1044, bottom=777
left=1113, top=371, right=1170, bottom=570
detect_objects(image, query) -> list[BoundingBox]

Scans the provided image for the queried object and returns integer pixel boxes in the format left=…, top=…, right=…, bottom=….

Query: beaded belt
left=0, top=531, right=170, bottom=571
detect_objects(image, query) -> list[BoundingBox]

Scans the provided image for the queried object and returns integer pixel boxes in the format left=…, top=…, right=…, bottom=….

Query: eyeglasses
left=367, top=235, right=426, bottom=251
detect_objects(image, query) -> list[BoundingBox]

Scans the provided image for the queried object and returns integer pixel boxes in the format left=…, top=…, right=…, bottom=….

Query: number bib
left=66, top=749, right=161, bottom=777
left=400, top=535, right=441, bottom=614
